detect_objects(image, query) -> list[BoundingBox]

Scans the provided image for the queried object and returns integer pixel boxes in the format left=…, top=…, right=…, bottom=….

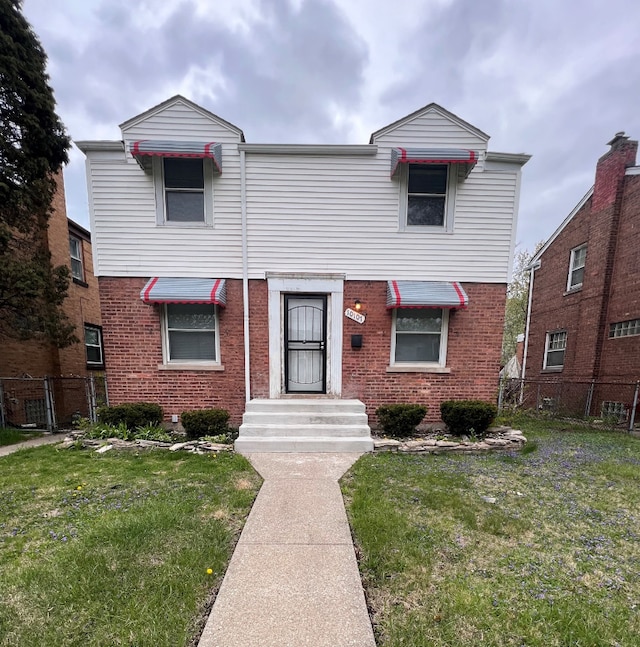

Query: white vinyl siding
left=85, top=100, right=522, bottom=282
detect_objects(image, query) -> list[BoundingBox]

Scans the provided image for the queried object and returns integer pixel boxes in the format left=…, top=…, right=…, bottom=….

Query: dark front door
left=284, top=295, right=327, bottom=393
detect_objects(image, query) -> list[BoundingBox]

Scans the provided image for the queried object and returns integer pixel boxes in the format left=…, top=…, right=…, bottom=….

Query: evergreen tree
left=0, top=0, right=75, bottom=346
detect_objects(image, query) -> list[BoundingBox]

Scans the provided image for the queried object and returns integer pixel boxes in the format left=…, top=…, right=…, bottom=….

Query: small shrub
left=83, top=422, right=135, bottom=441
left=375, top=404, right=428, bottom=438
left=440, top=400, right=497, bottom=437
left=181, top=409, right=230, bottom=440
left=97, top=402, right=163, bottom=430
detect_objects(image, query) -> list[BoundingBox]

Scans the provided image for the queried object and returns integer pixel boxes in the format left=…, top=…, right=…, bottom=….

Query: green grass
left=0, top=445, right=261, bottom=646
left=0, top=427, right=44, bottom=447
left=342, top=423, right=640, bottom=647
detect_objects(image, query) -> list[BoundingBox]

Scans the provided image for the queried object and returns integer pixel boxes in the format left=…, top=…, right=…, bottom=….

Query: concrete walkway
left=198, top=453, right=376, bottom=647
left=0, top=433, right=61, bottom=457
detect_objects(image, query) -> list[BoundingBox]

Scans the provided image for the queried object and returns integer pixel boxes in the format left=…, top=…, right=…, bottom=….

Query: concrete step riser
left=238, top=424, right=372, bottom=438
left=234, top=437, right=374, bottom=453
left=242, top=413, right=369, bottom=426
left=244, top=400, right=365, bottom=415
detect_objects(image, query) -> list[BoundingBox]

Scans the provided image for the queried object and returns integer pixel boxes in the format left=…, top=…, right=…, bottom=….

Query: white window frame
left=69, top=235, right=84, bottom=281
left=543, top=330, right=566, bottom=371
left=398, top=164, right=457, bottom=233
left=390, top=308, right=449, bottom=368
left=609, top=318, right=640, bottom=338
left=84, top=324, right=104, bottom=368
left=567, top=244, right=587, bottom=291
left=153, top=157, right=214, bottom=227
left=161, top=303, right=220, bottom=366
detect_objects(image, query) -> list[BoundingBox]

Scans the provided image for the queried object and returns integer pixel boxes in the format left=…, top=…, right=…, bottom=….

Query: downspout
left=240, top=150, right=251, bottom=403
left=521, top=261, right=540, bottom=380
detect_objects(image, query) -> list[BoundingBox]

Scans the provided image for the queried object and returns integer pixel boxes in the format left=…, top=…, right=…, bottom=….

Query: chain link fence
left=0, top=376, right=108, bottom=431
left=498, top=378, right=640, bottom=432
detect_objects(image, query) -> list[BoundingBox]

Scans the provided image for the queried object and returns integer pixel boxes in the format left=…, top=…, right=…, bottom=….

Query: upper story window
left=391, top=148, right=477, bottom=234
left=543, top=330, right=566, bottom=370
left=408, top=164, right=448, bottom=226
left=69, top=236, right=84, bottom=281
left=163, top=158, right=205, bottom=222
left=567, top=245, right=587, bottom=291
left=391, top=308, right=449, bottom=367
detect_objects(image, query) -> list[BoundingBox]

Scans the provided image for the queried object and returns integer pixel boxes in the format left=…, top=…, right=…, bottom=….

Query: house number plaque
left=344, top=308, right=365, bottom=324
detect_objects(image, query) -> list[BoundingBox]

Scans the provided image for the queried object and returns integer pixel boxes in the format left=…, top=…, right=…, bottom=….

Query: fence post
left=88, top=376, right=98, bottom=422
left=536, top=382, right=541, bottom=414
left=0, top=379, right=5, bottom=428
left=629, top=381, right=639, bottom=433
left=585, top=380, right=595, bottom=418
left=44, top=377, right=57, bottom=431
left=497, top=378, right=504, bottom=413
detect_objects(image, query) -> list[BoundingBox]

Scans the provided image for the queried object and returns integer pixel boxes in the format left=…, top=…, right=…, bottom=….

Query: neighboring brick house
left=0, top=174, right=103, bottom=378
left=78, top=95, right=529, bottom=445
left=523, top=132, right=640, bottom=417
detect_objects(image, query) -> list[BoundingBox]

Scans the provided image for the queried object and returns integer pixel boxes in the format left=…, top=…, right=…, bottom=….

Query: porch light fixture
left=354, top=299, right=362, bottom=311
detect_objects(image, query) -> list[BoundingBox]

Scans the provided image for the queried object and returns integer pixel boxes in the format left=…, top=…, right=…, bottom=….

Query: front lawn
left=342, top=425, right=640, bottom=646
left=0, top=427, right=44, bottom=447
left=0, top=445, right=260, bottom=647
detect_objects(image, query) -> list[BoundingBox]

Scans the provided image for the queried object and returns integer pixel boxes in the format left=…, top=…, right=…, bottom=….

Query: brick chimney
left=592, top=132, right=638, bottom=211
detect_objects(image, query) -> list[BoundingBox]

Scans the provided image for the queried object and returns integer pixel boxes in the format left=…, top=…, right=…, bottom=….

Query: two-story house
left=523, top=132, right=640, bottom=421
left=78, top=95, right=529, bottom=451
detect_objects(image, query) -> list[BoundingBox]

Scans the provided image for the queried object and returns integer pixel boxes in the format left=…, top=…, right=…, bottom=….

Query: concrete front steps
left=234, top=398, right=374, bottom=453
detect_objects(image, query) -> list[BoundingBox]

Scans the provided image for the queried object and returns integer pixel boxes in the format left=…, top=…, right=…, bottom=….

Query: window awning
left=140, top=278, right=227, bottom=306
left=386, top=280, right=468, bottom=309
left=391, top=147, right=478, bottom=178
left=129, top=140, right=222, bottom=173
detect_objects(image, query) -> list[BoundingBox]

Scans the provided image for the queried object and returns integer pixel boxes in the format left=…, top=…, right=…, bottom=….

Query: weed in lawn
left=0, top=446, right=261, bottom=647
left=342, top=428, right=640, bottom=647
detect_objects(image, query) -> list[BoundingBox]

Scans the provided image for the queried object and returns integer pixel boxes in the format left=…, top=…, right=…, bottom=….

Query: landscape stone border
left=373, top=426, right=527, bottom=453
left=61, top=426, right=525, bottom=455
left=60, top=430, right=233, bottom=454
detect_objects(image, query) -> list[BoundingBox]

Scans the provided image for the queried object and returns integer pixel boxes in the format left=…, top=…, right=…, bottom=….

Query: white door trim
left=267, top=273, right=344, bottom=398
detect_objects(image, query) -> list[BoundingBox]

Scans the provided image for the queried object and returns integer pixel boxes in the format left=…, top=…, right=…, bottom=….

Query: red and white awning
left=140, top=278, right=227, bottom=306
left=129, top=140, right=222, bottom=173
left=391, top=147, right=478, bottom=178
left=386, top=280, right=468, bottom=309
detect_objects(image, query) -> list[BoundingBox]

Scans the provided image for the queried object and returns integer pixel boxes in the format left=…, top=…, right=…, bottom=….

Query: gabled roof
left=527, top=187, right=594, bottom=269
left=119, top=95, right=245, bottom=142
left=369, top=102, right=490, bottom=144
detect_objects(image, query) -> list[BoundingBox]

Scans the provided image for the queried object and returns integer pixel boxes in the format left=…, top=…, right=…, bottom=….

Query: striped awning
left=129, top=140, right=222, bottom=173
left=391, top=147, right=478, bottom=178
left=140, top=278, right=227, bottom=306
left=386, top=280, right=468, bottom=309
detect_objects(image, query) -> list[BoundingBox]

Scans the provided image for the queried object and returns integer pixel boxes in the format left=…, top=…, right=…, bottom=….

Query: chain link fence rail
left=498, top=378, right=640, bottom=432
left=0, top=376, right=108, bottom=431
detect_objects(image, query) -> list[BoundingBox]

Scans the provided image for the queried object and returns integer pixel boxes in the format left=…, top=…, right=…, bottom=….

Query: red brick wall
left=600, top=173, right=640, bottom=381
left=0, top=173, right=102, bottom=378
left=248, top=280, right=270, bottom=398
left=99, top=277, right=247, bottom=426
left=341, top=281, right=506, bottom=422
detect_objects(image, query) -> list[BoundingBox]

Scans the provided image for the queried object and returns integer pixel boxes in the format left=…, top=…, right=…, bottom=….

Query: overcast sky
left=23, top=0, right=640, bottom=255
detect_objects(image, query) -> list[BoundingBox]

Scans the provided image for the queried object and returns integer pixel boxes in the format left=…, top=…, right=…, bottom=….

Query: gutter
left=521, top=260, right=541, bottom=380
left=240, top=150, right=251, bottom=403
